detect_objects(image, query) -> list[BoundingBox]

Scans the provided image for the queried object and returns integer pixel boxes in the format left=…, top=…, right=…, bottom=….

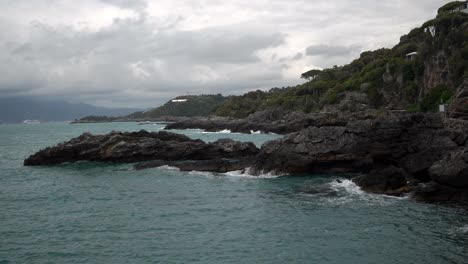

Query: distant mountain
left=0, top=96, right=142, bottom=123
left=75, top=94, right=227, bottom=123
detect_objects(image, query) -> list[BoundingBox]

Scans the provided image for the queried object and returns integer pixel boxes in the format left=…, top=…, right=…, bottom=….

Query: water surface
left=1, top=122, right=467, bottom=263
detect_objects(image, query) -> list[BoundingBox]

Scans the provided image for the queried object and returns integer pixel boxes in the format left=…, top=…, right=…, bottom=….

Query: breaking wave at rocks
left=202, top=129, right=233, bottom=134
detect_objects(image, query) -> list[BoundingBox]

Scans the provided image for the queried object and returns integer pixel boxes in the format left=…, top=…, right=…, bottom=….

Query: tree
left=301, top=69, right=322, bottom=81
left=437, top=1, right=464, bottom=15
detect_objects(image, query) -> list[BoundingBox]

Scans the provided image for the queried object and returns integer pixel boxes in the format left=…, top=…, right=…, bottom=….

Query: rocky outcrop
left=24, top=112, right=468, bottom=204
left=322, top=92, right=370, bottom=112
left=165, top=108, right=394, bottom=135
left=249, top=112, right=468, bottom=203
left=251, top=113, right=456, bottom=173
left=450, top=80, right=468, bottom=120
left=353, top=166, right=411, bottom=196
left=24, top=130, right=259, bottom=166
left=428, top=148, right=468, bottom=188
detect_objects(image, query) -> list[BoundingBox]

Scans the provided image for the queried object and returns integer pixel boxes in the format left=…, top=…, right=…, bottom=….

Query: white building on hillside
left=171, top=99, right=188, bottom=103
left=406, top=52, right=418, bottom=61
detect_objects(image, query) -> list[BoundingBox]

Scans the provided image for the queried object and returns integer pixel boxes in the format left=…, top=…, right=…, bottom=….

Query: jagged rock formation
left=450, top=80, right=468, bottom=120
left=24, top=112, right=468, bottom=204
left=322, top=92, right=370, bottom=112
left=24, top=130, right=259, bottom=166
left=165, top=108, right=392, bottom=135
left=249, top=113, right=468, bottom=203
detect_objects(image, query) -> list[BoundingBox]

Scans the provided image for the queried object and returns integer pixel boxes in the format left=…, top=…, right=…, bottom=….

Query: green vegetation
left=438, top=1, right=465, bottom=14
left=213, top=5, right=467, bottom=118
left=419, top=85, right=454, bottom=112
left=129, top=94, right=226, bottom=118
left=301, top=69, right=322, bottom=81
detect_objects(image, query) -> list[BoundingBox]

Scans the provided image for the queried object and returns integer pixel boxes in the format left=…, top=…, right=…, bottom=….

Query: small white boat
left=23, top=120, right=41, bottom=124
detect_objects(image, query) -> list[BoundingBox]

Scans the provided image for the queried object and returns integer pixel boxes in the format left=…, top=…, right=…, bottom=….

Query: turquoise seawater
left=1, top=122, right=467, bottom=264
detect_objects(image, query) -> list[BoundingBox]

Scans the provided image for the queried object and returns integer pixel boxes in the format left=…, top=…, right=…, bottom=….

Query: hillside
left=214, top=3, right=468, bottom=118
left=128, top=94, right=226, bottom=119
left=75, top=94, right=226, bottom=122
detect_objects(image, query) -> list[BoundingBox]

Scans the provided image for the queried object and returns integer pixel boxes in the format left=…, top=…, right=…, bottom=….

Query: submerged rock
left=24, top=130, right=259, bottom=166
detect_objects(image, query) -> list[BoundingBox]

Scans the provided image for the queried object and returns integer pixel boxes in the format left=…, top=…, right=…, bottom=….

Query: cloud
left=99, top=0, right=148, bottom=10
left=0, top=0, right=449, bottom=107
left=305, top=44, right=360, bottom=57
left=292, top=52, right=303, bottom=60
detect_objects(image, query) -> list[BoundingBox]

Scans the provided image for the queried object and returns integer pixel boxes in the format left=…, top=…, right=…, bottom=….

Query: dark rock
left=412, top=181, right=468, bottom=204
left=353, top=166, right=410, bottom=196
left=251, top=113, right=459, bottom=176
left=134, top=159, right=251, bottom=173
left=429, top=148, right=468, bottom=188
left=164, top=108, right=386, bottom=135
left=248, top=112, right=468, bottom=203
left=24, top=130, right=259, bottom=166
left=24, top=111, right=468, bottom=205
left=450, top=80, right=468, bottom=120
left=212, top=138, right=259, bottom=156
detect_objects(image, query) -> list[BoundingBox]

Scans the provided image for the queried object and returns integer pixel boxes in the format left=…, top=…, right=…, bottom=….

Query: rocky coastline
left=164, top=108, right=388, bottom=135
left=25, top=111, right=468, bottom=205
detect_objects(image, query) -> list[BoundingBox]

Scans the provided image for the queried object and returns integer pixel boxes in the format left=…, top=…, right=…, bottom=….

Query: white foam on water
left=448, top=224, right=468, bottom=236
left=329, top=179, right=365, bottom=195
left=250, top=130, right=262, bottom=134
left=188, top=170, right=215, bottom=178
left=322, top=179, right=406, bottom=206
left=202, top=129, right=232, bottom=134
left=457, top=225, right=468, bottom=234
left=184, top=167, right=283, bottom=179
left=157, top=165, right=180, bottom=171
left=223, top=167, right=282, bottom=179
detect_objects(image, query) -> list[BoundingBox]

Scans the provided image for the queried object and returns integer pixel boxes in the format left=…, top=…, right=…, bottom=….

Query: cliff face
left=451, top=80, right=468, bottom=119
left=423, top=51, right=451, bottom=92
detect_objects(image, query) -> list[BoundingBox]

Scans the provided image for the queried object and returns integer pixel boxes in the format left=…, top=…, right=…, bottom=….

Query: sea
left=1, top=122, right=467, bottom=264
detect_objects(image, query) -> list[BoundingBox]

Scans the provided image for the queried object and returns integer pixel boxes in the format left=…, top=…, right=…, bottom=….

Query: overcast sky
left=0, top=0, right=449, bottom=108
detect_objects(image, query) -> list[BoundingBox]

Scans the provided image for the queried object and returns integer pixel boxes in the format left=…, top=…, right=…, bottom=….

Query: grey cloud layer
left=306, top=44, right=360, bottom=57
left=0, top=0, right=448, bottom=107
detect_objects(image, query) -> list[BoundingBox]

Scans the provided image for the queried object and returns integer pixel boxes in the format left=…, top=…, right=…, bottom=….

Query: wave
left=328, top=179, right=365, bottom=195
left=250, top=130, right=262, bottom=134
left=151, top=164, right=282, bottom=178
left=188, top=170, right=214, bottom=177
left=202, top=129, right=233, bottom=134
left=156, top=165, right=180, bottom=171
left=314, top=178, right=409, bottom=206
left=223, top=167, right=282, bottom=178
